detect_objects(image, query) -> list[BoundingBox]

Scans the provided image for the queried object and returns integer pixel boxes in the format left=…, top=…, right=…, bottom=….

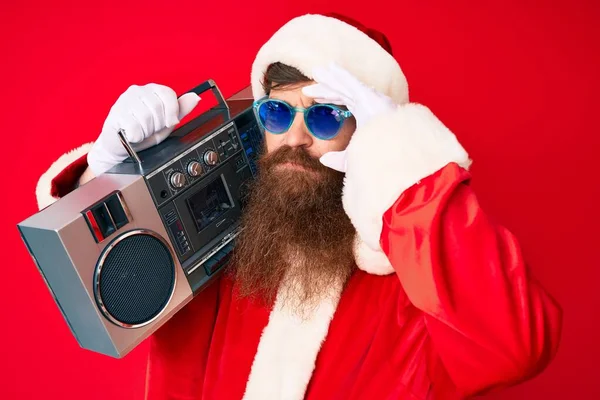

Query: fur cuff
left=353, top=236, right=394, bottom=275
left=344, top=104, right=472, bottom=274
left=35, top=142, right=93, bottom=210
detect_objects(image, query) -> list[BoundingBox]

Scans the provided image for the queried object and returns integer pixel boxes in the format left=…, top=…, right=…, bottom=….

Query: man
left=35, top=13, right=562, bottom=400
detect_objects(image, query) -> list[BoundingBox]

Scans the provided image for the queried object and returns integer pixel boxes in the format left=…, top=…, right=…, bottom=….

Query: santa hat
left=250, top=13, right=409, bottom=105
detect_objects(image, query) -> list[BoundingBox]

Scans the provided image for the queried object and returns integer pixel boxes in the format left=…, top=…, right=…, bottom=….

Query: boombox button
left=169, top=171, right=186, bottom=189
left=83, top=192, right=130, bottom=243
left=203, top=149, right=218, bottom=166
left=105, top=193, right=129, bottom=229
left=85, top=209, right=110, bottom=242
left=204, top=258, right=219, bottom=275
left=187, top=161, right=203, bottom=177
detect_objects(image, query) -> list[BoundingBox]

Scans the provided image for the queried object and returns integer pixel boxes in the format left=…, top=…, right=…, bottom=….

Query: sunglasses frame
left=253, top=97, right=353, bottom=140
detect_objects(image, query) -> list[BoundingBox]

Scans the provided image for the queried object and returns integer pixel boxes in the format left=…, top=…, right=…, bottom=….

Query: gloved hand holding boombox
left=86, top=84, right=202, bottom=177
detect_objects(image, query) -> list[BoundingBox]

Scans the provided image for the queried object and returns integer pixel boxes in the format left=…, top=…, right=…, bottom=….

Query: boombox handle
left=117, top=79, right=228, bottom=171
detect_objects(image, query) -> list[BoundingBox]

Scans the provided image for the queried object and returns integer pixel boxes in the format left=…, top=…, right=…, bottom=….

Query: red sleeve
left=379, top=162, right=562, bottom=397
left=145, top=277, right=221, bottom=400
left=51, top=153, right=88, bottom=198
left=36, top=143, right=92, bottom=210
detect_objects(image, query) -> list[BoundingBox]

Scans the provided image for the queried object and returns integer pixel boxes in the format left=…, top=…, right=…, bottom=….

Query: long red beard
left=228, top=145, right=357, bottom=313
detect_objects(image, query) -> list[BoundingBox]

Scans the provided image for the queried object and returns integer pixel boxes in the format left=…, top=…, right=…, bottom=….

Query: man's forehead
left=269, top=84, right=316, bottom=107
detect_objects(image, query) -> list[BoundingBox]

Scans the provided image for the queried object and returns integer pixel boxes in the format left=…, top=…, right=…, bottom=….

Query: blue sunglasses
left=253, top=98, right=353, bottom=140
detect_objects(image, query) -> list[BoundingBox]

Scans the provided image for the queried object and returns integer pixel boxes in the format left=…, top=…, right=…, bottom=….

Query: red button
left=85, top=210, right=104, bottom=242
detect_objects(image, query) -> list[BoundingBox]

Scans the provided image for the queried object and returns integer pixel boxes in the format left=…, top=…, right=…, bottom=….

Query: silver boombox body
left=17, top=81, right=262, bottom=358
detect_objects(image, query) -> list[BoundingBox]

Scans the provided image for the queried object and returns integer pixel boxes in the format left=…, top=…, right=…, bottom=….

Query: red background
left=2, top=0, right=599, bottom=398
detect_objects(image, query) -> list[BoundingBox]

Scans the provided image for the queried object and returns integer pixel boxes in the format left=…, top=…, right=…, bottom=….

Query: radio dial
left=187, top=160, right=203, bottom=177
left=203, top=150, right=218, bottom=166
left=169, top=171, right=186, bottom=189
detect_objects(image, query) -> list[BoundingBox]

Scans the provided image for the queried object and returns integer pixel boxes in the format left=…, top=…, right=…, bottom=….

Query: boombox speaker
left=17, top=81, right=262, bottom=358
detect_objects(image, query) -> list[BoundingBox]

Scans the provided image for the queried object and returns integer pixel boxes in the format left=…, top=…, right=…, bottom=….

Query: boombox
left=17, top=81, right=262, bottom=358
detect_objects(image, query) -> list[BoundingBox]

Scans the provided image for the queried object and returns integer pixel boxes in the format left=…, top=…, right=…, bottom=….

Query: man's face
left=264, top=82, right=356, bottom=159
left=229, top=83, right=358, bottom=313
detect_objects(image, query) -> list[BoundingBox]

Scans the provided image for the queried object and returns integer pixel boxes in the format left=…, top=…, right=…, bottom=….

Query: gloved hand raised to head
left=87, top=83, right=201, bottom=176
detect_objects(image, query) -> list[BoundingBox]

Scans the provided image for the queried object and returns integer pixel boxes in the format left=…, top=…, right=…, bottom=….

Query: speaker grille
left=95, top=231, right=176, bottom=327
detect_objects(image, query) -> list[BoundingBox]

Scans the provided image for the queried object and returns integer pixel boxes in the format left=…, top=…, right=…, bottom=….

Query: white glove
left=87, top=83, right=201, bottom=176
left=303, top=62, right=469, bottom=255
left=302, top=62, right=398, bottom=172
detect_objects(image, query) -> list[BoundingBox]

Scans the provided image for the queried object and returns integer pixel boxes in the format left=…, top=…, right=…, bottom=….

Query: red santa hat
left=250, top=13, right=409, bottom=105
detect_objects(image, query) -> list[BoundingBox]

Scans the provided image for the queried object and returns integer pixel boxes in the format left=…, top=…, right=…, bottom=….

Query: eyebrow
left=269, top=96, right=318, bottom=108
left=277, top=98, right=317, bottom=107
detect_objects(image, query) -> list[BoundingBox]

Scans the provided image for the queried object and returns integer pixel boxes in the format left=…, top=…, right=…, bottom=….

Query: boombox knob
left=187, top=161, right=203, bottom=177
left=170, top=171, right=186, bottom=189
left=203, top=150, right=218, bottom=166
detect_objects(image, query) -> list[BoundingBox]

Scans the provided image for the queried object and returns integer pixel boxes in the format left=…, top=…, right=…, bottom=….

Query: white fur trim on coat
left=243, top=277, right=344, bottom=400
left=343, top=104, right=472, bottom=275
left=251, top=14, right=409, bottom=105
left=35, top=142, right=93, bottom=211
left=353, top=235, right=394, bottom=275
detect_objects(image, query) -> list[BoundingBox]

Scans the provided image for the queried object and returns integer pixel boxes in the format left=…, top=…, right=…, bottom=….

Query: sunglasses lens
left=306, top=105, right=344, bottom=140
left=258, top=100, right=293, bottom=134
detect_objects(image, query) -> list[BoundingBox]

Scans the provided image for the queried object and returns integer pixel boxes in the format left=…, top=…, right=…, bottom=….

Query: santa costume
left=35, top=13, right=562, bottom=400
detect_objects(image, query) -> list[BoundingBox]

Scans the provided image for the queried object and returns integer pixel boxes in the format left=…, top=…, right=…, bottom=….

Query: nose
left=284, top=112, right=313, bottom=149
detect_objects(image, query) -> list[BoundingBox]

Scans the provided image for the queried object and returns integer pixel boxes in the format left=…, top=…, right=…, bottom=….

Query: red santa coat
left=36, top=106, right=562, bottom=400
